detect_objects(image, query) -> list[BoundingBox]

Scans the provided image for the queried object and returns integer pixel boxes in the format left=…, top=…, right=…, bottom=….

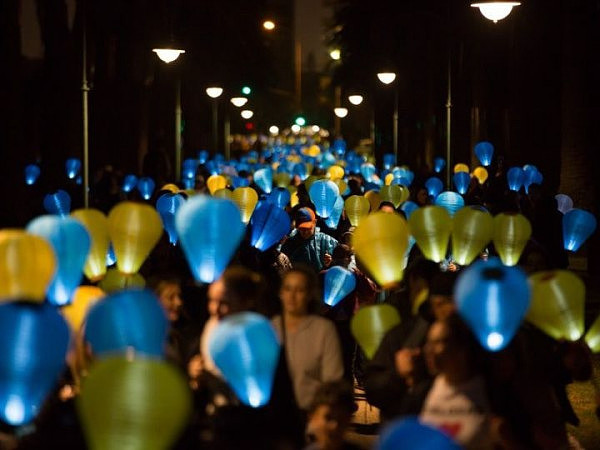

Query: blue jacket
left=280, top=228, right=338, bottom=271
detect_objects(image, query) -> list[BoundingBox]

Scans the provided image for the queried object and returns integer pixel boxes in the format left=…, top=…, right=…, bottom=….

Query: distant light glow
left=311, top=125, right=320, bottom=133
left=348, top=95, right=364, bottom=105
left=269, top=125, right=279, bottom=135
left=329, top=49, right=341, bottom=61
left=4, top=395, right=25, bottom=425
left=471, top=2, right=521, bottom=23
left=334, top=107, right=348, bottom=118
left=206, top=87, right=224, bottom=99
left=230, top=97, right=248, bottom=107
left=377, top=72, right=397, bottom=85
left=291, top=124, right=301, bottom=133
left=242, top=86, right=252, bottom=95
left=294, top=116, right=306, bottom=126
left=152, top=48, right=185, bottom=63
left=487, top=332, right=504, bottom=350
left=241, top=110, right=254, bottom=119
left=262, top=20, right=275, bottom=31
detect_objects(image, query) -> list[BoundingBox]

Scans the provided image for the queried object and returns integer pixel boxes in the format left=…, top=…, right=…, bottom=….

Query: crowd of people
left=0, top=151, right=596, bottom=450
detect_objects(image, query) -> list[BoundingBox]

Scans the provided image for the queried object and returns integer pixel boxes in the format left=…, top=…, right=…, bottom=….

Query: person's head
left=295, top=207, right=317, bottom=240
left=209, top=266, right=265, bottom=320
left=428, top=270, right=457, bottom=321
left=279, top=265, right=320, bottom=317
left=416, top=187, right=429, bottom=206
left=306, top=380, right=357, bottom=448
left=378, top=201, right=396, bottom=214
left=147, top=274, right=183, bottom=322
left=331, top=244, right=353, bottom=268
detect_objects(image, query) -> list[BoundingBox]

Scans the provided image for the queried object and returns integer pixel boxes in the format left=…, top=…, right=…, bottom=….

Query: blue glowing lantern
left=0, top=303, right=70, bottom=426
left=400, top=201, right=419, bottom=219
left=213, top=154, right=225, bottom=164
left=453, top=171, right=470, bottom=195
left=377, top=417, right=461, bottom=450
left=175, top=196, right=245, bottom=283
left=523, top=167, right=543, bottom=193
left=232, top=176, right=250, bottom=188
left=198, top=150, right=209, bottom=164
left=346, top=159, right=361, bottom=175
left=433, top=157, right=446, bottom=174
left=434, top=191, right=464, bottom=217
left=122, top=174, right=138, bottom=193
left=26, top=216, right=91, bottom=306
left=43, top=189, right=71, bottom=217
left=137, top=177, right=155, bottom=200
left=425, top=177, right=444, bottom=198
left=383, top=153, right=396, bottom=170
left=393, top=167, right=414, bottom=186
left=182, top=178, right=195, bottom=190
left=65, top=158, right=81, bottom=179
left=555, top=194, right=573, bottom=214
left=474, top=141, right=494, bottom=167
left=454, top=257, right=530, bottom=352
left=254, top=167, right=273, bottom=194
left=333, top=138, right=347, bottom=157
left=324, top=195, right=344, bottom=229
left=292, top=163, right=309, bottom=180
left=24, top=164, right=41, bottom=185
left=323, top=266, right=356, bottom=307
left=85, top=289, right=168, bottom=358
left=506, top=167, right=525, bottom=191
left=182, top=158, right=199, bottom=180
left=391, top=176, right=410, bottom=187
left=563, top=208, right=597, bottom=252
left=250, top=202, right=291, bottom=252
left=156, top=193, right=186, bottom=245
left=106, top=244, right=117, bottom=267
left=360, top=163, right=376, bottom=182
left=209, top=312, right=280, bottom=408
left=309, top=180, right=340, bottom=218
left=204, top=160, right=219, bottom=176
left=267, top=187, right=291, bottom=209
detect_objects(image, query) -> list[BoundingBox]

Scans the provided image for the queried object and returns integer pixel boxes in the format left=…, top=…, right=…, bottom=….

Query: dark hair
left=443, top=312, right=484, bottom=371
left=281, top=264, right=321, bottom=314
left=429, top=270, right=458, bottom=297
left=146, top=273, right=181, bottom=294
left=331, top=244, right=353, bottom=267
left=221, top=266, right=266, bottom=314
left=378, top=201, right=396, bottom=211
left=308, top=380, right=357, bottom=416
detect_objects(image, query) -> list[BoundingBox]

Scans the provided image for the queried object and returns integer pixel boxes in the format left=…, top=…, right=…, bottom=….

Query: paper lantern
left=455, top=257, right=530, bottom=352
left=231, top=187, right=259, bottom=224
left=85, top=289, right=168, bottom=358
left=400, top=201, right=419, bottom=219
left=156, top=193, right=186, bottom=245
left=176, top=196, right=245, bottom=283
left=433, top=157, right=446, bottom=174
left=0, top=303, right=70, bottom=426
left=364, top=190, right=381, bottom=213
left=352, top=212, right=409, bottom=287
left=0, top=230, right=56, bottom=303
left=425, top=177, right=443, bottom=198
left=451, top=207, right=494, bottom=266
left=265, top=187, right=290, bottom=209
left=325, top=195, right=344, bottom=229
left=527, top=270, right=585, bottom=341
left=351, top=304, right=401, bottom=359
left=253, top=168, right=273, bottom=194
left=474, top=141, right=494, bottom=166
left=380, top=185, right=409, bottom=208
left=198, top=149, right=209, bottom=163
left=122, top=174, right=138, bottom=193
left=492, top=212, right=532, bottom=266
left=71, top=209, right=110, bottom=282
left=106, top=243, right=117, bottom=267
left=554, top=194, right=573, bottom=214
left=360, top=163, right=376, bottom=182
left=304, top=175, right=322, bottom=193
left=26, top=216, right=91, bottom=306
left=136, top=177, right=155, bottom=200
left=24, top=164, right=41, bottom=185
left=292, top=162, right=308, bottom=180
left=344, top=195, right=370, bottom=226
left=333, top=178, right=348, bottom=196
left=98, top=268, right=146, bottom=294
left=384, top=173, right=394, bottom=186
left=273, top=172, right=291, bottom=188
left=108, top=202, right=163, bottom=274
left=213, top=188, right=233, bottom=200
left=523, top=166, right=543, bottom=193
left=65, top=158, right=82, bottom=179
left=434, top=191, right=464, bottom=217
left=392, top=167, right=414, bottom=186
left=584, top=315, right=600, bottom=353
left=290, top=189, right=299, bottom=208
left=562, top=208, right=597, bottom=252
left=209, top=312, right=280, bottom=407
left=328, top=165, right=345, bottom=181
left=472, top=166, right=488, bottom=185
left=207, top=175, right=228, bottom=195
left=182, top=158, right=199, bottom=180
left=250, top=202, right=291, bottom=252
left=453, top=172, right=470, bottom=195
left=77, top=357, right=191, bottom=450
left=408, top=206, right=452, bottom=263
left=377, top=417, right=461, bottom=450
left=61, top=286, right=105, bottom=331
left=382, top=153, right=395, bottom=170
left=323, top=266, right=356, bottom=307
left=160, top=183, right=179, bottom=194
left=453, top=163, right=469, bottom=174
left=309, top=180, right=340, bottom=218
left=43, top=189, right=71, bottom=217
left=506, top=167, right=525, bottom=191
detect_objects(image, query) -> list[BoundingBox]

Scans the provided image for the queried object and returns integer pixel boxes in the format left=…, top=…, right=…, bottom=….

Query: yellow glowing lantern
left=351, top=304, right=401, bottom=359
left=344, top=195, right=370, bottom=227
left=364, top=190, right=381, bottom=213
left=472, top=166, right=488, bottom=184
left=213, top=188, right=233, bottom=200
left=98, top=267, right=146, bottom=294
left=408, top=206, right=452, bottom=263
left=585, top=315, right=600, bottom=353
left=333, top=179, right=348, bottom=196
left=451, top=207, right=494, bottom=265
left=207, top=175, right=227, bottom=195
left=492, top=212, right=532, bottom=266
left=380, top=185, right=409, bottom=208
left=290, top=189, right=299, bottom=208
left=160, top=184, right=179, bottom=193
left=384, top=173, right=395, bottom=186
left=61, top=286, right=105, bottom=330
left=71, top=209, right=110, bottom=282
left=231, top=187, right=259, bottom=224
left=328, top=165, right=345, bottom=181
left=454, top=163, right=470, bottom=174
left=273, top=172, right=291, bottom=188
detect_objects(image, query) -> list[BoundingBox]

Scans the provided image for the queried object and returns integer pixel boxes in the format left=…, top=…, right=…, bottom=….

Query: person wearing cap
left=281, top=207, right=338, bottom=272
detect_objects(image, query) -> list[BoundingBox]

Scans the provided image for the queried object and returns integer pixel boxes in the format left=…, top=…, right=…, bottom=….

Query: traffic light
left=245, top=122, right=255, bottom=131
left=294, top=116, right=306, bottom=127
left=242, top=86, right=251, bottom=95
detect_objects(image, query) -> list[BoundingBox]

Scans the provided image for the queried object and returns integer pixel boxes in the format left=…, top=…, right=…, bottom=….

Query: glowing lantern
left=71, top=209, right=110, bottom=282
left=455, top=257, right=530, bottom=352
left=562, top=208, right=597, bottom=252
left=136, top=177, right=155, bottom=200
left=273, top=172, right=291, bottom=188
left=506, top=166, right=525, bottom=191
left=527, top=270, right=585, bottom=341
left=292, top=163, right=308, bottom=180
left=85, top=289, right=168, bottom=358
left=360, top=163, right=376, bottom=182
left=309, top=180, right=340, bottom=218
left=156, top=193, right=186, bottom=245
left=209, top=312, right=280, bottom=407
left=267, top=188, right=291, bottom=209
left=584, top=315, right=600, bottom=353
left=425, top=177, right=443, bottom=198
left=160, top=183, right=179, bottom=194
left=352, top=212, right=409, bottom=287
left=0, top=230, right=56, bottom=303
left=492, top=212, right=532, bottom=266
left=472, top=166, right=488, bottom=184
left=400, top=201, right=419, bottom=219
left=26, top=216, right=91, bottom=306
left=333, top=178, right=348, bottom=196
left=433, top=157, right=446, bottom=174
left=408, top=206, right=452, bottom=263
left=77, top=356, right=191, bottom=450
left=65, top=158, right=82, bottom=179
left=98, top=267, right=146, bottom=294
left=323, top=266, right=356, bottom=307
left=182, top=158, right=199, bottom=180
left=453, top=171, right=470, bottom=195
left=382, top=153, right=395, bottom=170
left=175, top=196, right=245, bottom=283
left=434, top=191, right=464, bottom=217
left=213, top=188, right=233, bottom=200
left=250, top=202, right=291, bottom=252
left=554, top=194, right=573, bottom=214
left=254, top=168, right=273, bottom=194
left=108, top=202, right=163, bottom=274
left=454, top=163, right=469, bottom=174
left=231, top=187, right=259, bottom=224
left=365, top=190, right=382, bottom=213
left=325, top=195, right=344, bottom=229
left=351, top=304, right=401, bottom=359
left=207, top=175, right=228, bottom=195
left=474, top=141, right=494, bottom=166
left=0, top=302, right=69, bottom=425
left=61, top=286, right=105, bottom=331
left=328, top=165, right=345, bottom=180
left=122, top=174, right=138, bottom=193
left=378, top=417, right=461, bottom=450
left=451, top=207, right=494, bottom=266
left=380, top=185, right=409, bottom=208
left=24, top=164, right=41, bottom=185
left=43, top=189, right=71, bottom=217
left=344, top=196, right=370, bottom=226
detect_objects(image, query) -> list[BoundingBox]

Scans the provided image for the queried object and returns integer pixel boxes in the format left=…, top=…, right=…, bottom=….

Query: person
left=304, top=381, right=361, bottom=450
left=281, top=207, right=338, bottom=272
left=272, top=266, right=344, bottom=412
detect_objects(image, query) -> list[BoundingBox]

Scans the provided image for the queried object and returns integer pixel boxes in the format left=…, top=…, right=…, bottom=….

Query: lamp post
left=224, top=97, right=248, bottom=160
left=206, top=86, right=223, bottom=156
left=334, top=107, right=348, bottom=137
left=81, top=0, right=90, bottom=207
left=377, top=72, right=398, bottom=162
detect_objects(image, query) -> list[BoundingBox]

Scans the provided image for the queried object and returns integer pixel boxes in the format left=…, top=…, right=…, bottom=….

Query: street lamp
left=377, top=72, right=398, bottom=161
left=269, top=125, right=279, bottom=135
left=206, top=86, right=223, bottom=156
left=348, top=94, right=364, bottom=105
left=334, top=107, right=348, bottom=118
left=230, top=97, right=248, bottom=107
left=241, top=110, right=254, bottom=119
left=471, top=2, right=521, bottom=23
left=377, top=72, right=397, bottom=85
left=329, top=49, right=341, bottom=61
left=262, top=20, right=276, bottom=31
left=152, top=48, right=185, bottom=63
